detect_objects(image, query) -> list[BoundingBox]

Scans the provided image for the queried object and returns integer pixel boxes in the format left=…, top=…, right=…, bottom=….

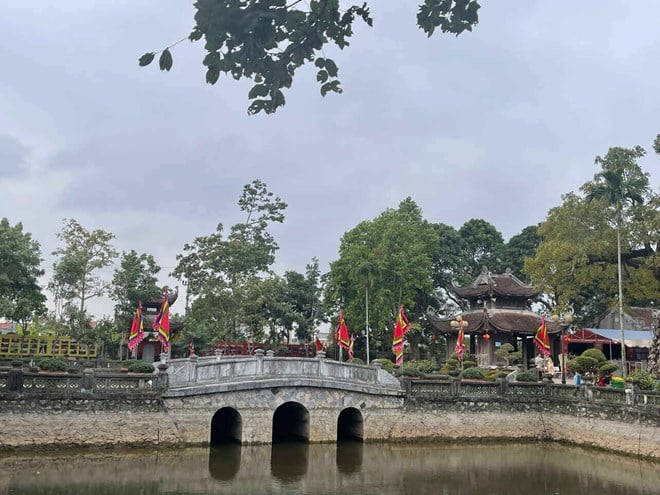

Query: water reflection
left=336, top=440, right=363, bottom=473
left=1, top=443, right=658, bottom=495
left=209, top=444, right=242, bottom=481
left=270, top=442, right=309, bottom=482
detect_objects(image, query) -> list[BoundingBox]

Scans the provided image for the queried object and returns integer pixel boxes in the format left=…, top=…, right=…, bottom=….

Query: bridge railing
left=405, top=377, right=660, bottom=407
left=0, top=361, right=166, bottom=398
left=166, top=349, right=400, bottom=389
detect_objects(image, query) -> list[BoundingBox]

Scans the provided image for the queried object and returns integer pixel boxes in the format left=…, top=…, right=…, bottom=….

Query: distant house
left=569, top=307, right=657, bottom=373
left=0, top=322, right=17, bottom=335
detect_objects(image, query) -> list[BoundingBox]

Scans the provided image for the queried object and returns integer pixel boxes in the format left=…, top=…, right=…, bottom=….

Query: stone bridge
left=162, top=350, right=404, bottom=445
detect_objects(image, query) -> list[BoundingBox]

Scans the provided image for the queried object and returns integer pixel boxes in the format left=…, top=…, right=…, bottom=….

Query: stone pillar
left=215, top=348, right=223, bottom=361
left=157, top=362, right=169, bottom=388
left=498, top=377, right=508, bottom=395
left=316, top=350, right=327, bottom=377
left=81, top=362, right=96, bottom=393
left=372, top=360, right=382, bottom=384
left=8, top=360, right=23, bottom=392
left=266, top=350, right=275, bottom=358
left=190, top=354, right=199, bottom=382
left=255, top=348, right=264, bottom=376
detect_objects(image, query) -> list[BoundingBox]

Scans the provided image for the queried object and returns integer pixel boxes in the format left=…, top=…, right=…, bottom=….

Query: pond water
left=0, top=442, right=658, bottom=495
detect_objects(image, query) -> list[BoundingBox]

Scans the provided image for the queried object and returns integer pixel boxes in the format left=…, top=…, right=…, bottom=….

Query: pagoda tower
left=428, top=267, right=560, bottom=368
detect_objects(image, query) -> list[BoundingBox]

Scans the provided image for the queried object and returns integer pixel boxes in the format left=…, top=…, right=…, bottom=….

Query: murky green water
left=0, top=442, right=658, bottom=495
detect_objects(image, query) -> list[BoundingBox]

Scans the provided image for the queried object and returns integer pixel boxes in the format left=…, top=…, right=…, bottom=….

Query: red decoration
left=483, top=333, right=491, bottom=340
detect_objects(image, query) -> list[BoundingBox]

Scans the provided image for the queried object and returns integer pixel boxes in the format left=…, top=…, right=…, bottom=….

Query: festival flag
left=153, top=292, right=171, bottom=351
left=454, top=319, right=465, bottom=362
left=315, top=335, right=324, bottom=352
left=336, top=310, right=350, bottom=350
left=534, top=314, right=550, bottom=356
left=348, top=335, right=355, bottom=363
left=127, top=300, right=143, bottom=352
left=392, top=305, right=410, bottom=366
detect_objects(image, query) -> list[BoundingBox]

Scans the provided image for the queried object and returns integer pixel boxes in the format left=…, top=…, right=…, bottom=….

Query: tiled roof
left=452, top=268, right=540, bottom=299
left=428, top=308, right=561, bottom=336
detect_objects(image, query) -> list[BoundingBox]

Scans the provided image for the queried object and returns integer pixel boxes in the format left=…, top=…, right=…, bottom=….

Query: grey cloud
left=0, top=135, right=29, bottom=179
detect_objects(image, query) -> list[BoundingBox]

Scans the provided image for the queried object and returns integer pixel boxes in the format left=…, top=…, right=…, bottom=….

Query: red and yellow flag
left=348, top=335, right=355, bottom=363
left=127, top=301, right=143, bottom=352
left=392, top=305, right=410, bottom=366
left=336, top=310, right=350, bottom=350
left=534, top=315, right=550, bottom=356
left=153, top=292, right=171, bottom=351
left=454, top=319, right=465, bottom=361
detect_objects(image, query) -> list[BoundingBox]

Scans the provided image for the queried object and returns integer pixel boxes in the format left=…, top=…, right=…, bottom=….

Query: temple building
left=428, top=267, right=560, bottom=368
left=129, top=289, right=181, bottom=362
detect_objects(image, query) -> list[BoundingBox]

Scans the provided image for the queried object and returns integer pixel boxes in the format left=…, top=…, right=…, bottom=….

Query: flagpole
left=365, top=286, right=370, bottom=365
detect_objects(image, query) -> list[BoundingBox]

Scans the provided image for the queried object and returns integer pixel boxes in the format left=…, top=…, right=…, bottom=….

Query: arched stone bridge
left=162, top=350, right=404, bottom=445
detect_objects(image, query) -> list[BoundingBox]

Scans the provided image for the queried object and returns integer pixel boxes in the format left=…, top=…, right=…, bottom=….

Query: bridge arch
left=210, top=407, right=242, bottom=445
left=272, top=401, right=309, bottom=443
left=337, top=407, right=363, bottom=442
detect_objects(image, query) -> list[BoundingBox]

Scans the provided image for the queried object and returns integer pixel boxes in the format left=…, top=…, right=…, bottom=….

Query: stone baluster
left=255, top=348, right=264, bottom=376
left=157, top=361, right=169, bottom=388
left=316, top=350, right=326, bottom=377
left=190, top=354, right=199, bottom=383
left=372, top=360, right=382, bottom=384
left=8, top=360, right=23, bottom=392
left=81, top=361, right=96, bottom=393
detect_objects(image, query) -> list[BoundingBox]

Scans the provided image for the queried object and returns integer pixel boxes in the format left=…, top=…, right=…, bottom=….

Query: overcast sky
left=1, top=1, right=658, bottom=319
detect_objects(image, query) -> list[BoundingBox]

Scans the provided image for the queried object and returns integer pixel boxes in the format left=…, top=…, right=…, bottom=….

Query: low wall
left=0, top=375, right=658, bottom=460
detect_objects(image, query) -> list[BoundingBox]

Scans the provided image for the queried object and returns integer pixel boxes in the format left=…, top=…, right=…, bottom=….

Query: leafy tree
left=110, top=250, right=162, bottom=358
left=139, top=0, right=481, bottom=114
left=458, top=218, right=505, bottom=275
left=281, top=258, right=326, bottom=343
left=325, top=198, right=438, bottom=361
left=0, top=218, right=47, bottom=330
left=111, top=250, right=162, bottom=330
left=50, top=219, right=118, bottom=340
left=500, top=225, right=541, bottom=282
left=525, top=146, right=659, bottom=323
left=172, top=180, right=287, bottom=344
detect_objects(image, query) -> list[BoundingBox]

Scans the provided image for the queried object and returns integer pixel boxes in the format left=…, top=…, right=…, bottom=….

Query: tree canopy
left=0, top=218, right=47, bottom=329
left=49, top=219, right=118, bottom=340
left=525, top=145, right=659, bottom=323
left=139, top=0, right=481, bottom=114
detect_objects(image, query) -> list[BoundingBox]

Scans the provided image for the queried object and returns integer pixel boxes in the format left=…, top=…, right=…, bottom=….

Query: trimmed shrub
left=375, top=359, right=395, bottom=373
left=400, top=361, right=419, bottom=376
left=627, top=370, right=655, bottom=390
left=581, top=348, right=607, bottom=363
left=462, top=360, right=476, bottom=369
left=575, top=356, right=599, bottom=374
left=655, top=380, right=660, bottom=392
left=598, top=362, right=618, bottom=375
left=417, top=359, right=436, bottom=374
left=461, top=367, right=485, bottom=380
left=37, top=358, right=67, bottom=372
left=448, top=369, right=461, bottom=377
left=127, top=362, right=155, bottom=374
left=446, top=359, right=460, bottom=370
left=516, top=370, right=538, bottom=382
left=351, top=357, right=365, bottom=365
left=121, top=359, right=139, bottom=369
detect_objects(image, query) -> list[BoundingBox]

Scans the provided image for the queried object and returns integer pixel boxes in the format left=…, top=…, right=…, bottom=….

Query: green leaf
left=316, top=70, right=329, bottom=83
left=314, top=58, right=326, bottom=68
left=248, top=84, right=270, bottom=99
left=159, top=49, right=173, bottom=71
left=320, top=80, right=342, bottom=96
left=206, top=67, right=220, bottom=85
left=324, top=59, right=338, bottom=77
left=138, top=53, right=155, bottom=67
